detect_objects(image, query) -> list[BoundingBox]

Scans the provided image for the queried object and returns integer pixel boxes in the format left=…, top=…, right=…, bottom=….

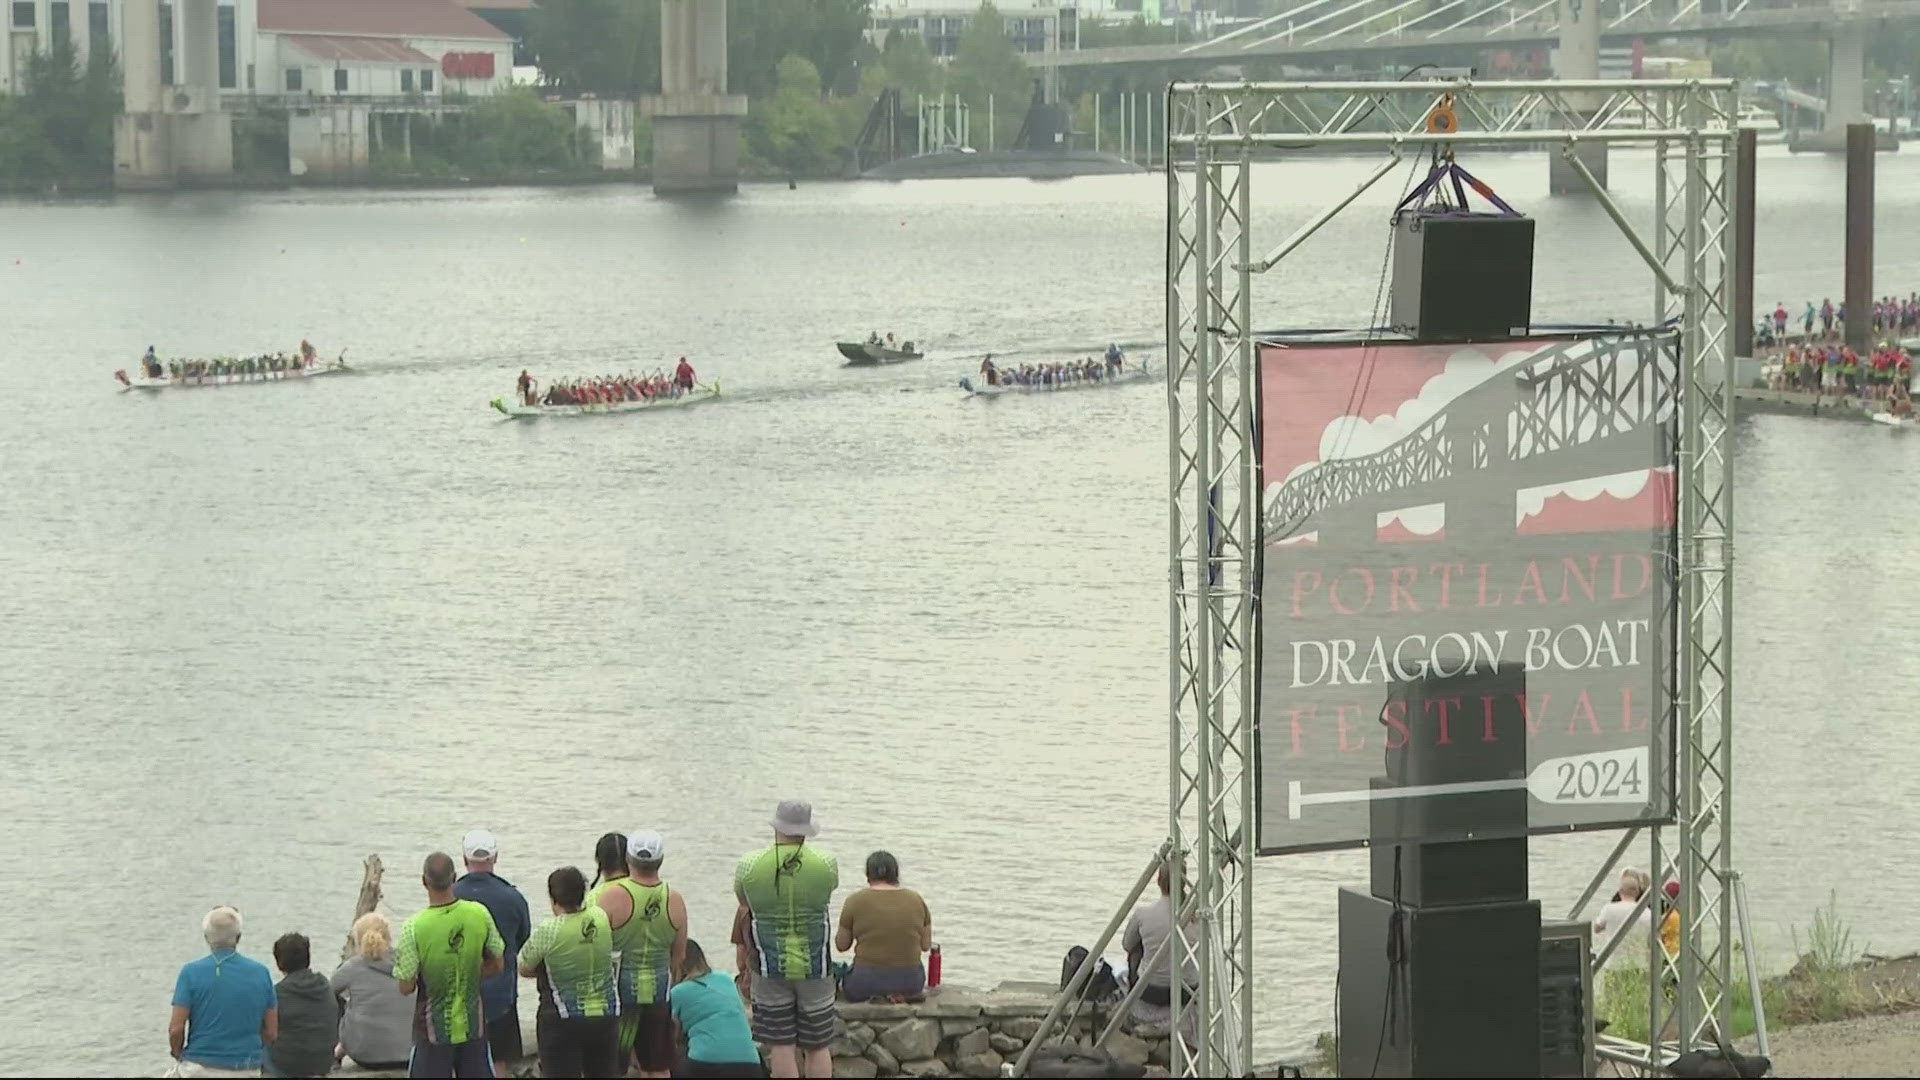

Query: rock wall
left=829, top=981, right=1172, bottom=1079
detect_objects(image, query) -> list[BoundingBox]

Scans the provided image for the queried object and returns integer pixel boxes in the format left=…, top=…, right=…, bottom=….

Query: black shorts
left=408, top=1038, right=493, bottom=1079
left=535, top=1012, right=621, bottom=1079
left=484, top=1004, right=524, bottom=1063
left=625, top=1001, right=677, bottom=1072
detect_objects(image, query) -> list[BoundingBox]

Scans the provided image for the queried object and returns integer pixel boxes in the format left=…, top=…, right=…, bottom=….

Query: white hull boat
left=960, top=359, right=1151, bottom=397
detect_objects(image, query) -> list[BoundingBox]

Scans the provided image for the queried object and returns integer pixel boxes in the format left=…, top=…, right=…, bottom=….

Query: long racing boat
left=838, top=341, right=923, bottom=366
left=960, top=358, right=1151, bottom=397
left=491, top=383, right=722, bottom=418
left=116, top=353, right=350, bottom=391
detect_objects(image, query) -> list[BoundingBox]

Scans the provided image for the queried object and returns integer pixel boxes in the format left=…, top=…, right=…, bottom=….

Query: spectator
left=735, top=800, right=839, bottom=1080
left=586, top=831, right=627, bottom=893
left=835, top=851, right=932, bottom=1002
left=1591, top=868, right=1654, bottom=968
left=168, top=906, right=278, bottom=1078
left=1661, top=879, right=1682, bottom=960
left=671, top=939, right=767, bottom=1079
left=265, top=932, right=338, bottom=1078
left=394, top=852, right=507, bottom=1079
left=1122, top=862, right=1197, bottom=1015
left=519, top=866, right=620, bottom=1079
left=452, top=829, right=532, bottom=1079
left=592, top=831, right=687, bottom=1080
left=330, top=913, right=413, bottom=1071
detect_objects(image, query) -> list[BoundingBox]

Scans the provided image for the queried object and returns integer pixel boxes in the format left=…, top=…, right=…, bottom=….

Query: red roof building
left=255, top=0, right=513, bottom=98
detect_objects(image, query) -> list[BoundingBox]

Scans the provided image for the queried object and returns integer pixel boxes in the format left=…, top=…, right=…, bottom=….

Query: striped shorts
left=749, top=975, right=837, bottom=1050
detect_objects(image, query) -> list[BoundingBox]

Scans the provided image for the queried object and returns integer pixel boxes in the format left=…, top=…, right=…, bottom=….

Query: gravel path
left=1765, top=1011, right=1920, bottom=1077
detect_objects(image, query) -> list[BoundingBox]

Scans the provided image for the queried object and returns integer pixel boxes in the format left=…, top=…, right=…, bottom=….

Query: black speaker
left=1390, top=211, right=1535, bottom=341
left=1338, top=888, right=1543, bottom=1079
left=1369, top=664, right=1529, bottom=905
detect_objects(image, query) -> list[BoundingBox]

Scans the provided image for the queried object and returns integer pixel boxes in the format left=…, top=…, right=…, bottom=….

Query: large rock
left=879, top=1017, right=943, bottom=1063
left=844, top=1023, right=876, bottom=1054
left=994, top=1017, right=1044, bottom=1041
left=954, top=1050, right=1003, bottom=1078
left=951, top=1027, right=992, bottom=1058
left=1144, top=1067, right=1171, bottom=1079
left=1105, top=1031, right=1152, bottom=1068
left=939, top=1018, right=979, bottom=1039
left=1148, top=1036, right=1170, bottom=1066
left=833, top=1055, right=879, bottom=1079
left=899, top=1059, right=950, bottom=1078
left=989, top=1032, right=1025, bottom=1054
left=865, top=1042, right=900, bottom=1073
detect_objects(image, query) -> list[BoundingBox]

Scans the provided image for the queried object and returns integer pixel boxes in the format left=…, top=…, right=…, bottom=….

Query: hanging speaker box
left=1390, top=210, right=1536, bottom=342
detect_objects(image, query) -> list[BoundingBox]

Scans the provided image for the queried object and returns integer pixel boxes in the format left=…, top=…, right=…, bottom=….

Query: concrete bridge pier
left=1792, top=18, right=1894, bottom=153
left=1548, top=0, right=1607, bottom=195
left=114, top=0, right=232, bottom=187
left=645, top=0, right=748, bottom=194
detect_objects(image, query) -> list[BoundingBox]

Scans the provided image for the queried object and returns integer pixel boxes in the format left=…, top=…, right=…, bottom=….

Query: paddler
left=674, top=357, right=696, bottom=393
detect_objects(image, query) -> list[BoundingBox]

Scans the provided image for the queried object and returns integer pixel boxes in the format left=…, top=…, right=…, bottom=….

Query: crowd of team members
left=1772, top=342, right=1915, bottom=398
left=1761, top=293, right=1920, bottom=343
left=165, top=801, right=936, bottom=1080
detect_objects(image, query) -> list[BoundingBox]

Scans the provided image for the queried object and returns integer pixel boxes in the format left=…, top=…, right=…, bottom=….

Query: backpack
left=1059, top=945, right=1121, bottom=1002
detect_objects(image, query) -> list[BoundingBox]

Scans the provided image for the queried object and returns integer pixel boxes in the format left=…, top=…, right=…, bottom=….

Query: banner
left=1256, top=333, right=1678, bottom=854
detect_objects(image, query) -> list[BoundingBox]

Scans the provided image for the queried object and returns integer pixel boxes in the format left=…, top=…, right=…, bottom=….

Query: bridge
left=1035, top=0, right=1920, bottom=151
left=1264, top=333, right=1679, bottom=548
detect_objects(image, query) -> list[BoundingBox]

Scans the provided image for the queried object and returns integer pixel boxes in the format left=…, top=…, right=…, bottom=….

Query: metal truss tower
left=1164, top=79, right=1741, bottom=1076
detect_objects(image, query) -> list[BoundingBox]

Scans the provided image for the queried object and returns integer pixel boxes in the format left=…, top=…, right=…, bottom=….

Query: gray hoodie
left=270, top=968, right=338, bottom=1077
left=329, top=955, right=414, bottom=1067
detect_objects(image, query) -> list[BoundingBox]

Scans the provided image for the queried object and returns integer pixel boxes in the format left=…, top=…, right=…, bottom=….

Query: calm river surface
left=3, top=146, right=1918, bottom=1075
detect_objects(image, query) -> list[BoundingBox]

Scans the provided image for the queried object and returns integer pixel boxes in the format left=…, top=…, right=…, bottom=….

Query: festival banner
left=1256, top=333, right=1679, bottom=854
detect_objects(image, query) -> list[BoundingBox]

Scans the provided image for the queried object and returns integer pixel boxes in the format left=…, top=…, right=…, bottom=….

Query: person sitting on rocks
left=1122, top=862, right=1197, bottom=1020
left=835, top=851, right=932, bottom=1003
left=265, top=933, right=338, bottom=1078
left=168, top=906, right=278, bottom=1078
left=331, top=913, right=414, bottom=1071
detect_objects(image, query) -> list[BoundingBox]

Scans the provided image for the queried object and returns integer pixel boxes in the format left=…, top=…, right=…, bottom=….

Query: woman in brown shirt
left=835, top=851, right=933, bottom=1002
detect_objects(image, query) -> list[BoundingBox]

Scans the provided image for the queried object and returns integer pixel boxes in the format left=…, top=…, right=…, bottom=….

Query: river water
left=3, top=146, right=1918, bottom=1075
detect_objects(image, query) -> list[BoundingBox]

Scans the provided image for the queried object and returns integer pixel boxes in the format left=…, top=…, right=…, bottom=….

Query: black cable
left=1368, top=846, right=1407, bottom=1078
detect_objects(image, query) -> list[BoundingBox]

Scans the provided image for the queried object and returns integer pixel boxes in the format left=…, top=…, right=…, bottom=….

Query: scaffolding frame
left=1164, top=79, right=1742, bottom=1076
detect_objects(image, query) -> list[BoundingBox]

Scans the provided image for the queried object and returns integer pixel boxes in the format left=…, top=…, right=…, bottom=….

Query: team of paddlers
left=132, top=340, right=321, bottom=381
left=516, top=358, right=699, bottom=407
left=978, top=345, right=1126, bottom=388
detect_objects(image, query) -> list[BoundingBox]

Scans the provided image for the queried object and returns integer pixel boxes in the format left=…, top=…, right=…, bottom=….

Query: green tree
left=728, top=0, right=872, bottom=98
left=0, top=38, right=120, bottom=185
left=528, top=0, right=658, bottom=95
left=744, top=54, right=845, bottom=176
left=865, top=30, right=942, bottom=97
left=948, top=2, right=1036, bottom=150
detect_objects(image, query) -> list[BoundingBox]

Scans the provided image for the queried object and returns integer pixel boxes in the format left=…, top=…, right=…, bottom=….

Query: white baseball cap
left=627, top=831, right=665, bottom=861
left=462, top=829, right=499, bottom=861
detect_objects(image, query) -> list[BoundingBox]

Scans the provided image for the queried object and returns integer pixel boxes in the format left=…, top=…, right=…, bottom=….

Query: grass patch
left=1594, top=891, right=1919, bottom=1043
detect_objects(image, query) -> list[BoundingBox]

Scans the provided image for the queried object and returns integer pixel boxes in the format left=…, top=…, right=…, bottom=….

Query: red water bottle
left=928, top=944, right=943, bottom=989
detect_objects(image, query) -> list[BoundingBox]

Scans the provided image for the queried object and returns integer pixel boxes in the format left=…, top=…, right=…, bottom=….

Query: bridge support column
left=645, top=0, right=747, bottom=194
left=1548, top=0, right=1606, bottom=194
left=113, top=0, right=232, bottom=188
left=1792, top=19, right=1893, bottom=153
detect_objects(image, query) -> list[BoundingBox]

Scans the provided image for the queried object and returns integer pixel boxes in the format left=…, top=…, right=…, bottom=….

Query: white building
left=5, top=0, right=257, bottom=95
left=867, top=2, right=1079, bottom=59
left=2, top=0, right=511, bottom=98
left=256, top=0, right=511, bottom=99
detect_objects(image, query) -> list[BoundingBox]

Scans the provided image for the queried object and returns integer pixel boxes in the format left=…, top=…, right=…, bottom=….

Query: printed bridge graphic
left=1263, top=334, right=1679, bottom=547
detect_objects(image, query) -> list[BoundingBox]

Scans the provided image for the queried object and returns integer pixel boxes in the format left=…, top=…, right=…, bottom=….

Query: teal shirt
left=734, top=843, right=838, bottom=980
left=670, top=972, right=760, bottom=1065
